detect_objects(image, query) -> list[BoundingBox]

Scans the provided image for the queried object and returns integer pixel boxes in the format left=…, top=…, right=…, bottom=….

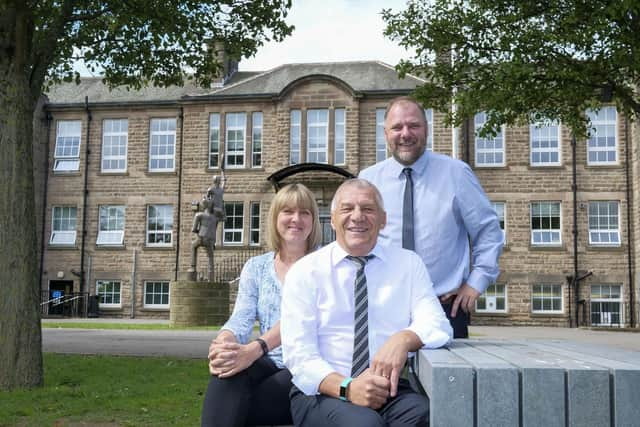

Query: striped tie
left=346, top=255, right=374, bottom=377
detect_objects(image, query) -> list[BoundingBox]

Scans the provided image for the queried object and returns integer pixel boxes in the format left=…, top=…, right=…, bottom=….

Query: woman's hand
left=208, top=340, right=262, bottom=377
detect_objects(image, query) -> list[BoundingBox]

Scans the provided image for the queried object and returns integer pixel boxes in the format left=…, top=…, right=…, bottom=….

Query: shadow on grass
left=0, top=354, right=208, bottom=426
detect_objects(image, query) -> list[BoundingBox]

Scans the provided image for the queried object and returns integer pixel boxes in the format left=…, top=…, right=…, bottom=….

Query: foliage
left=0, top=0, right=292, bottom=390
left=0, top=353, right=207, bottom=426
left=383, top=0, right=640, bottom=137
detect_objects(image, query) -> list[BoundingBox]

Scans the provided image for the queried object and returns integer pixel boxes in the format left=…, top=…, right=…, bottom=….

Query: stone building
left=37, top=60, right=639, bottom=328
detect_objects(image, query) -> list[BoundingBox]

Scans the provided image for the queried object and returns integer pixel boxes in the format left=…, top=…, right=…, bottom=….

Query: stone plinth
left=170, top=280, right=229, bottom=327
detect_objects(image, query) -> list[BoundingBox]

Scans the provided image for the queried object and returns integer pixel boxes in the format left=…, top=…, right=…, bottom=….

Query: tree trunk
left=0, top=65, right=44, bottom=389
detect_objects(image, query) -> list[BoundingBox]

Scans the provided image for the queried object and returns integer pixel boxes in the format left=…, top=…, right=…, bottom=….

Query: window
left=101, top=119, right=128, bottom=172
left=588, top=201, right=620, bottom=246
left=307, top=109, right=329, bottom=163
left=252, top=112, right=263, bottom=168
left=476, top=284, right=507, bottom=313
left=149, top=118, right=176, bottom=172
left=290, top=110, right=301, bottom=165
left=54, top=120, right=81, bottom=172
left=424, top=108, right=434, bottom=152
left=223, top=202, right=244, bottom=245
left=590, top=284, right=622, bottom=326
left=146, top=205, right=173, bottom=246
left=474, top=112, right=505, bottom=167
left=334, top=108, right=346, bottom=165
left=50, top=206, right=77, bottom=246
left=225, top=112, right=246, bottom=168
left=532, top=284, right=563, bottom=313
left=97, top=205, right=125, bottom=246
left=209, top=113, right=220, bottom=168
left=375, top=109, right=387, bottom=163
left=587, top=106, right=617, bottom=165
left=531, top=202, right=561, bottom=245
left=144, top=281, right=170, bottom=308
left=249, top=202, right=260, bottom=246
left=491, top=202, right=506, bottom=243
left=96, top=280, right=121, bottom=307
left=530, top=120, right=560, bottom=166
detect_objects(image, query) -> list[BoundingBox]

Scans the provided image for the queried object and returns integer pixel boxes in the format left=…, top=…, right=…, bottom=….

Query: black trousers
left=201, top=355, right=293, bottom=427
left=441, top=301, right=470, bottom=339
left=290, top=379, right=429, bottom=427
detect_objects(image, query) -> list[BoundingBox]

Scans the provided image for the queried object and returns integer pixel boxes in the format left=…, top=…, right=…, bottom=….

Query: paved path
left=42, top=319, right=640, bottom=357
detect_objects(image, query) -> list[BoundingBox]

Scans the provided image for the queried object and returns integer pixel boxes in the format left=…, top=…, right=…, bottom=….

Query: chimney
left=206, top=40, right=239, bottom=88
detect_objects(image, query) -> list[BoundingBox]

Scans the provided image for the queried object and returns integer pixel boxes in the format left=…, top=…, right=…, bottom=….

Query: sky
left=240, top=0, right=414, bottom=71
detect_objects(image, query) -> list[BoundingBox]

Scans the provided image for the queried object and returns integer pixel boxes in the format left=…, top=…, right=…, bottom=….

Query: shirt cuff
left=405, top=323, right=452, bottom=349
left=466, top=269, right=492, bottom=294
left=292, top=360, right=336, bottom=395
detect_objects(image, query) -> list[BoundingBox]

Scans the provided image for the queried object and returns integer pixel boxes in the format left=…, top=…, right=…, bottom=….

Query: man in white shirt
left=281, top=179, right=452, bottom=426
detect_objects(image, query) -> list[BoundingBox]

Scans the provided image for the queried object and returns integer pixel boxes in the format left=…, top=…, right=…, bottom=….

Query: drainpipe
left=464, top=117, right=471, bottom=164
left=624, top=117, right=635, bottom=327
left=571, top=133, right=579, bottom=327
left=175, top=107, right=185, bottom=281
left=39, top=111, right=52, bottom=293
left=131, top=248, right=137, bottom=318
left=80, top=96, right=92, bottom=300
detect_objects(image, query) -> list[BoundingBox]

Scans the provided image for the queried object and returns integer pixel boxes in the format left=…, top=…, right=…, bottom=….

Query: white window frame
left=531, top=201, right=562, bottom=246
left=334, top=108, right=346, bottom=165
left=306, top=109, right=329, bottom=163
left=249, top=201, right=261, bottom=246
left=251, top=112, right=263, bottom=168
left=476, top=283, right=507, bottom=313
left=530, top=120, right=561, bottom=166
left=146, top=205, right=173, bottom=247
left=588, top=201, right=621, bottom=246
left=50, top=206, right=77, bottom=246
left=143, top=281, right=170, bottom=309
left=223, top=202, right=244, bottom=245
left=491, top=201, right=506, bottom=244
left=375, top=108, right=387, bottom=163
left=474, top=112, right=505, bottom=167
left=101, top=118, right=128, bottom=172
left=54, top=120, right=82, bottom=172
left=587, top=106, right=618, bottom=165
left=96, top=280, right=122, bottom=308
left=290, top=110, right=301, bottom=165
left=148, top=118, right=176, bottom=172
left=424, top=108, right=434, bottom=152
left=531, top=284, right=563, bottom=314
left=209, top=113, right=221, bottom=169
left=225, top=112, right=246, bottom=168
left=590, top=284, right=623, bottom=326
left=97, top=205, right=125, bottom=246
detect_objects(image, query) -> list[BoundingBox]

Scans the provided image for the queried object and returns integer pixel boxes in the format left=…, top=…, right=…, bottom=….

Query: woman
left=201, top=183, right=321, bottom=427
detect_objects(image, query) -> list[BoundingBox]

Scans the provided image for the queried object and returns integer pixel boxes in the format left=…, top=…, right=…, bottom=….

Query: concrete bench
left=415, top=339, right=640, bottom=427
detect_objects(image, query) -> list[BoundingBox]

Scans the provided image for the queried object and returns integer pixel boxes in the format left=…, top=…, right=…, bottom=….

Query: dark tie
left=346, top=255, right=374, bottom=377
left=402, top=168, right=415, bottom=250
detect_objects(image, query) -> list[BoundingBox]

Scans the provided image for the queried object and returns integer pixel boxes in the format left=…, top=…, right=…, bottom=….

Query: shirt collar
left=386, top=150, right=430, bottom=179
left=330, top=241, right=386, bottom=266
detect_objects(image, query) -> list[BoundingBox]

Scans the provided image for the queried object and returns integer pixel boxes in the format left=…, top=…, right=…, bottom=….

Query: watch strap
left=339, top=377, right=353, bottom=401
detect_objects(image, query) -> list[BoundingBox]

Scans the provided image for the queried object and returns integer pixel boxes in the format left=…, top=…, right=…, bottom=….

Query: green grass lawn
left=0, top=353, right=208, bottom=426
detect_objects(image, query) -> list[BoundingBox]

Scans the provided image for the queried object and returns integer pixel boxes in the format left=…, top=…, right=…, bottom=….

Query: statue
left=189, top=169, right=226, bottom=282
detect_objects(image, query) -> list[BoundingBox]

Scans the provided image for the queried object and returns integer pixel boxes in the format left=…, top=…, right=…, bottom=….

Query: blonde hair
left=266, top=183, right=321, bottom=253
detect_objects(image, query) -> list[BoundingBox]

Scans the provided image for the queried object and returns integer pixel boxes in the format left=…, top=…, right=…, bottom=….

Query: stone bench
left=415, top=339, right=640, bottom=427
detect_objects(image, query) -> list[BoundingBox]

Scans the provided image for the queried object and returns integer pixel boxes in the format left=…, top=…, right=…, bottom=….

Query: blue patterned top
left=221, top=252, right=285, bottom=368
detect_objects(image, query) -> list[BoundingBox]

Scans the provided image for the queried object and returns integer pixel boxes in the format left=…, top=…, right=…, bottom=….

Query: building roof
left=45, top=61, right=423, bottom=107
left=190, top=61, right=424, bottom=99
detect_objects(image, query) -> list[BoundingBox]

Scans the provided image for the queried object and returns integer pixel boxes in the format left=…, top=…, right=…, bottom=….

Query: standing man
left=359, top=97, right=503, bottom=338
left=281, top=179, right=452, bottom=426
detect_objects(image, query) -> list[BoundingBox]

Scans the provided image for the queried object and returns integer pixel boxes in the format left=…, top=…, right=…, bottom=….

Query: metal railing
left=41, top=291, right=88, bottom=317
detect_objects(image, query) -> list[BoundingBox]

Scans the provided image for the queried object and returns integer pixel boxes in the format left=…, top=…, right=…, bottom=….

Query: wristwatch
left=339, top=377, right=353, bottom=401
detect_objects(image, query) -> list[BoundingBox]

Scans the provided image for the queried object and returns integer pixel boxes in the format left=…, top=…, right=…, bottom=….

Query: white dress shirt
left=359, top=151, right=504, bottom=295
left=281, top=241, right=453, bottom=395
